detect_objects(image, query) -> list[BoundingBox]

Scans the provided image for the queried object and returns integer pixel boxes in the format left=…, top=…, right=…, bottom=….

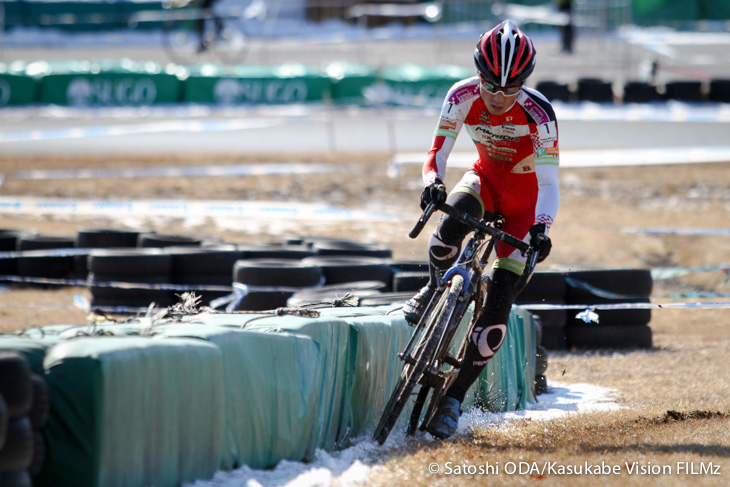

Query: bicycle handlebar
left=410, top=201, right=530, bottom=253
left=410, top=201, right=547, bottom=289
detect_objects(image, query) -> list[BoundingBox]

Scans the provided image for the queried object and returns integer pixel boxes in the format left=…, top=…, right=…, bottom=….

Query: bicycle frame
left=373, top=199, right=542, bottom=443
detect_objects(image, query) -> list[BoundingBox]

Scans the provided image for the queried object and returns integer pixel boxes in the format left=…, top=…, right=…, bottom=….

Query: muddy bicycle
left=372, top=198, right=544, bottom=445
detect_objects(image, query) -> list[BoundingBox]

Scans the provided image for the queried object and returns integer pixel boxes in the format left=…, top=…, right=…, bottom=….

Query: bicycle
left=372, top=196, right=544, bottom=445
left=159, top=0, right=265, bottom=65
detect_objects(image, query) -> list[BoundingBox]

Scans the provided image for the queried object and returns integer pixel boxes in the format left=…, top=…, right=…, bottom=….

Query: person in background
left=556, top=0, right=574, bottom=54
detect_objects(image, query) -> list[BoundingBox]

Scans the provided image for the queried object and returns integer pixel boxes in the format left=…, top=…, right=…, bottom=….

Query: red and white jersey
left=423, top=76, right=560, bottom=231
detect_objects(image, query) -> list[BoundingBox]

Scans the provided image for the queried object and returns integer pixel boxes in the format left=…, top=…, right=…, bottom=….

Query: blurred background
left=1, top=0, right=729, bottom=109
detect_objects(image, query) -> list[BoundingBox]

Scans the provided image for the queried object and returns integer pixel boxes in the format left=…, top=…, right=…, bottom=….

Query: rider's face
left=480, top=83, right=521, bottom=115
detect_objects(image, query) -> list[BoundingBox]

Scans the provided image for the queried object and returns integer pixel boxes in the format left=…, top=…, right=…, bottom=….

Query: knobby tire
left=373, top=275, right=464, bottom=445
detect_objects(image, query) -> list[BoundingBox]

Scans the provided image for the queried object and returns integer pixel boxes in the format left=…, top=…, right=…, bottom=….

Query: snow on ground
left=184, top=382, right=619, bottom=487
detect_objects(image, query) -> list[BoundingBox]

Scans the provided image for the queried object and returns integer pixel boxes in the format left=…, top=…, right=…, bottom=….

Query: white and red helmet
left=474, top=20, right=536, bottom=87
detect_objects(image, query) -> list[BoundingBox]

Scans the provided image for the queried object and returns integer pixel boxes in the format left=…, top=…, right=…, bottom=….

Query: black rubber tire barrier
left=302, top=256, right=393, bottom=287
left=137, top=233, right=203, bottom=248
left=622, top=81, right=663, bottom=103
left=535, top=80, right=572, bottom=102
left=28, top=432, right=45, bottom=478
left=387, top=259, right=429, bottom=273
left=664, top=80, right=704, bottom=102
left=541, top=327, right=568, bottom=350
left=534, top=375, right=548, bottom=395
left=567, top=298, right=653, bottom=327
left=392, top=271, right=430, bottom=292
left=171, top=273, right=233, bottom=286
left=311, top=241, right=393, bottom=259
left=88, top=272, right=175, bottom=309
left=233, top=259, right=323, bottom=287
left=0, top=469, right=33, bottom=487
left=566, top=324, right=653, bottom=349
left=87, top=249, right=173, bottom=277
left=515, top=271, right=567, bottom=304
left=0, top=417, right=33, bottom=472
left=0, top=394, right=6, bottom=447
left=576, top=78, right=614, bottom=103
left=76, top=228, right=143, bottom=248
left=16, top=255, right=76, bottom=280
left=238, top=244, right=316, bottom=260
left=535, top=346, right=549, bottom=376
left=564, top=268, right=653, bottom=302
left=534, top=318, right=543, bottom=348
left=359, top=291, right=415, bottom=307
left=0, top=352, right=32, bottom=419
left=17, top=235, right=76, bottom=251
left=286, top=280, right=387, bottom=307
left=234, top=290, right=295, bottom=311
left=525, top=308, right=566, bottom=330
left=168, top=245, right=244, bottom=276
left=28, top=375, right=49, bottom=431
left=0, top=229, right=38, bottom=251
left=709, top=78, right=730, bottom=102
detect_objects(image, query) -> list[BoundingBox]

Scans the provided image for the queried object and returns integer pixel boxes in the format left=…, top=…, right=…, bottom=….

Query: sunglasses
left=480, top=82, right=522, bottom=96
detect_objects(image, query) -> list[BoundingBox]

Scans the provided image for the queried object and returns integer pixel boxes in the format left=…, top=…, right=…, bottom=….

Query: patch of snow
left=184, top=382, right=619, bottom=487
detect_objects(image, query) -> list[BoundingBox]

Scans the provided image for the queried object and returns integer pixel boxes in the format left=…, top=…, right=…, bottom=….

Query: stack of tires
left=14, top=234, right=77, bottom=283
left=233, top=239, right=397, bottom=311
left=168, top=245, right=244, bottom=307
left=0, top=352, right=49, bottom=487
left=563, top=268, right=653, bottom=350
left=87, top=249, right=176, bottom=309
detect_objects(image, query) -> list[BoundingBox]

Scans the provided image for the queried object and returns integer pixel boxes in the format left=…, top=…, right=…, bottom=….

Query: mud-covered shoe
left=427, top=396, right=461, bottom=439
left=403, top=285, right=435, bottom=326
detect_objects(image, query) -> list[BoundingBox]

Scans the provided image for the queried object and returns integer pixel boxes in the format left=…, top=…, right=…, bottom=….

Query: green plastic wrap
left=150, top=324, right=323, bottom=469
left=184, top=311, right=356, bottom=451
left=331, top=310, right=412, bottom=436
left=36, top=336, right=225, bottom=487
left=477, top=306, right=537, bottom=411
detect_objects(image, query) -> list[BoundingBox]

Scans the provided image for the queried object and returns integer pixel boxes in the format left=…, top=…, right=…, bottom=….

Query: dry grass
left=1, top=154, right=729, bottom=484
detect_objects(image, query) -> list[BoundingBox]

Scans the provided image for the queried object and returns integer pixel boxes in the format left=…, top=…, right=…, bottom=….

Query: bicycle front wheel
left=372, top=274, right=464, bottom=445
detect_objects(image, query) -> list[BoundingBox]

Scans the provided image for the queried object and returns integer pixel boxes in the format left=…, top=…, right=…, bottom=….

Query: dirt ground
left=1, top=153, right=729, bottom=485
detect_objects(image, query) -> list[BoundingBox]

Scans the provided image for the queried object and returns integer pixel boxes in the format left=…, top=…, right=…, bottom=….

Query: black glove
left=528, top=223, right=552, bottom=263
left=420, top=179, right=447, bottom=210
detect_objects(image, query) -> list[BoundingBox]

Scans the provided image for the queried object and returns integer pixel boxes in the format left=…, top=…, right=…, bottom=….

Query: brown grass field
left=0, top=154, right=728, bottom=485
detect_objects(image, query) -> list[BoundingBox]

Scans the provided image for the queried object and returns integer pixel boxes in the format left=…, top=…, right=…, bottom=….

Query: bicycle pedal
left=443, top=354, right=461, bottom=368
left=398, top=352, right=416, bottom=365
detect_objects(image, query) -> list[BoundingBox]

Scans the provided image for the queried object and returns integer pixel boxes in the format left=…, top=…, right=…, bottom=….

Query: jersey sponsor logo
left=537, top=121, right=558, bottom=142
left=521, top=96, right=550, bottom=124
left=475, top=125, right=520, bottom=142
left=448, top=84, right=479, bottom=104
left=438, top=118, right=457, bottom=131
left=487, top=151, right=514, bottom=162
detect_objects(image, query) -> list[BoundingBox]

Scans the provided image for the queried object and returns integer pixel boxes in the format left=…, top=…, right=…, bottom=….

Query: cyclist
left=403, top=20, right=560, bottom=439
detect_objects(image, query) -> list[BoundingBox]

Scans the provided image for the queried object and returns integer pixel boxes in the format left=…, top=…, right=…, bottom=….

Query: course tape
left=5, top=162, right=342, bottom=181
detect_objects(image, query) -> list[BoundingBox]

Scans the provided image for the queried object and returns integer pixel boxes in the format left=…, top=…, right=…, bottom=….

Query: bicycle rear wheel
left=212, top=16, right=248, bottom=65
left=162, top=18, right=203, bottom=65
left=372, top=274, right=464, bottom=445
